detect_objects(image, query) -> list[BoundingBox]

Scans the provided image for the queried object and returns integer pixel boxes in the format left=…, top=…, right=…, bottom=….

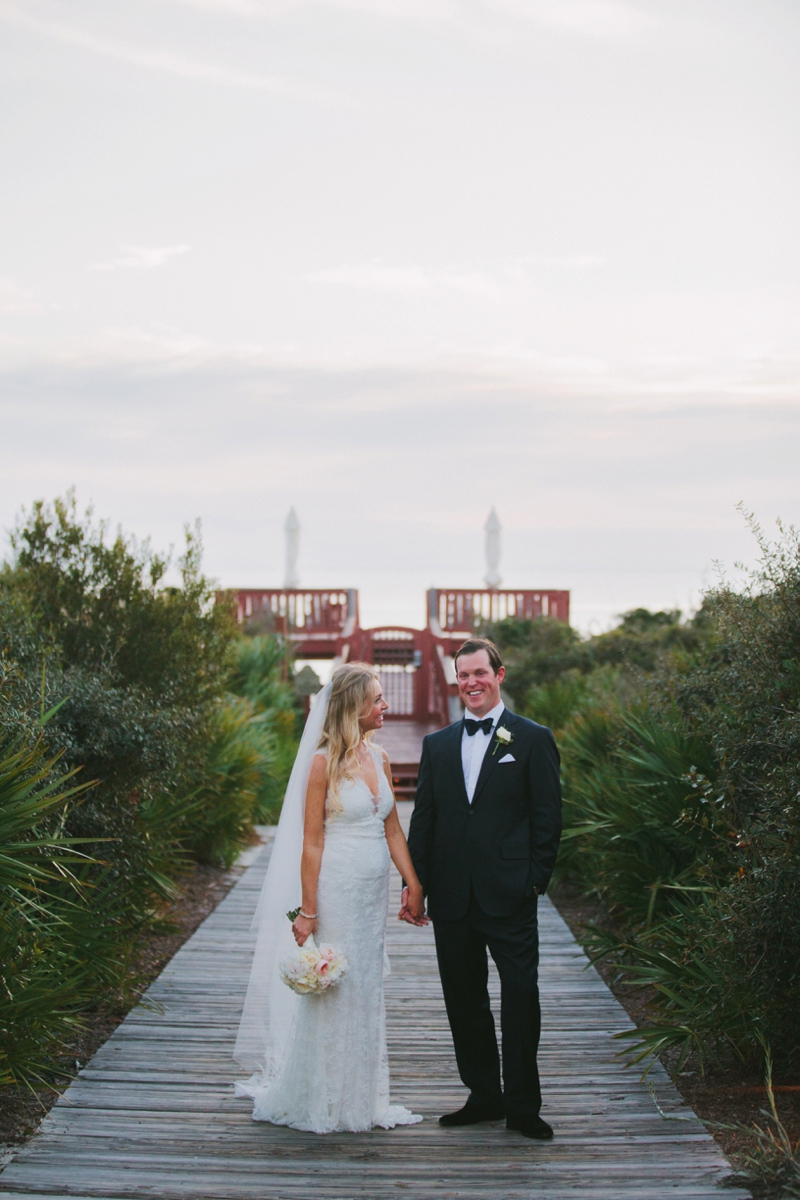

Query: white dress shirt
left=460, top=701, right=506, bottom=803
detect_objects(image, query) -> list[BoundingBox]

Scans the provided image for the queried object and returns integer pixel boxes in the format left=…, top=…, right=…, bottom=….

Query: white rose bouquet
left=279, top=935, right=348, bottom=995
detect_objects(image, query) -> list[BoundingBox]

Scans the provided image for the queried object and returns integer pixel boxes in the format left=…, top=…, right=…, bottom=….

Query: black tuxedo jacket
left=407, top=710, right=562, bottom=921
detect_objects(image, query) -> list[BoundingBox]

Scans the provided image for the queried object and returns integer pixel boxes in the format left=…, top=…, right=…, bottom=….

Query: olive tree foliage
left=2, top=494, right=242, bottom=866
left=492, top=605, right=708, bottom=736
left=7, top=491, right=233, bottom=705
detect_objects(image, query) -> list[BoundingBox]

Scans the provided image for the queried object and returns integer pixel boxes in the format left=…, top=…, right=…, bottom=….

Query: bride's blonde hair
left=318, top=662, right=380, bottom=816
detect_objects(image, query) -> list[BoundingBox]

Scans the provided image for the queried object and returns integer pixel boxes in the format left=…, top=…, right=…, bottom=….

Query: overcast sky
left=2, top=0, right=799, bottom=630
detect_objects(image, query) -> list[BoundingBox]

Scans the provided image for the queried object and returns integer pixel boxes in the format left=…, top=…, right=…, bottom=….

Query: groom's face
left=456, top=650, right=505, bottom=717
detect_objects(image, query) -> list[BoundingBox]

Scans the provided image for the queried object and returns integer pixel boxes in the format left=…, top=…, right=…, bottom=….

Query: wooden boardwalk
left=374, top=723, right=439, bottom=797
left=1, top=807, right=748, bottom=1200
left=374, top=723, right=439, bottom=773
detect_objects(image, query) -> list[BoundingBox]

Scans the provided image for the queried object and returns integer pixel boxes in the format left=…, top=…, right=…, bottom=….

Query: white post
left=284, top=507, right=300, bottom=589
left=484, top=508, right=502, bottom=589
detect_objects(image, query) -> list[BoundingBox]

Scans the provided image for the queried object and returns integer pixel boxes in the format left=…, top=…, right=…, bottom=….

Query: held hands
left=398, top=885, right=429, bottom=927
left=292, top=914, right=318, bottom=946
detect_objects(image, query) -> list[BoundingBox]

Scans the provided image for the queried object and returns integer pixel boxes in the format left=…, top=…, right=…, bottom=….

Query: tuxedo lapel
left=471, top=710, right=516, bottom=807
left=446, top=720, right=470, bottom=807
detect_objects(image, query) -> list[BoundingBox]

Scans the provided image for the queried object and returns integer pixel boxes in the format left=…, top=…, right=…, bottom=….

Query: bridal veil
left=233, top=682, right=332, bottom=1079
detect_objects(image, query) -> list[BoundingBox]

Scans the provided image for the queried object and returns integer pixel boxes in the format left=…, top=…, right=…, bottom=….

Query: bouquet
left=279, top=934, right=348, bottom=995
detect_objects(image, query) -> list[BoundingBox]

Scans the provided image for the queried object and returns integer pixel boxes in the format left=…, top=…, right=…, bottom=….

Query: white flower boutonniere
left=492, top=726, right=514, bottom=756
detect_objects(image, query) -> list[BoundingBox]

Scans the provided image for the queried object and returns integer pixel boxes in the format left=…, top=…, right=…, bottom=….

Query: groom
left=402, top=637, right=562, bottom=1139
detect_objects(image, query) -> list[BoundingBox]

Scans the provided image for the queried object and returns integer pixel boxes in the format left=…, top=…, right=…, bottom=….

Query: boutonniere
left=492, top=726, right=514, bottom=756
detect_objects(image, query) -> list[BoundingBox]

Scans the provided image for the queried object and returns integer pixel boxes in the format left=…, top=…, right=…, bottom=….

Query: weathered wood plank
left=0, top=805, right=750, bottom=1199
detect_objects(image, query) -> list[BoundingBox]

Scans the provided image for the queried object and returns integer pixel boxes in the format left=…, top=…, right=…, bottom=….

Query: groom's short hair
left=454, top=637, right=503, bottom=675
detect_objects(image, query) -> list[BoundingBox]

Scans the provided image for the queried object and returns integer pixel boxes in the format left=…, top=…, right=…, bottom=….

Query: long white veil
left=233, top=681, right=332, bottom=1081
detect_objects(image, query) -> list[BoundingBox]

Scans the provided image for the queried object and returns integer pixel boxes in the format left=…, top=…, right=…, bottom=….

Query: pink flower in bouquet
left=279, top=937, right=348, bottom=994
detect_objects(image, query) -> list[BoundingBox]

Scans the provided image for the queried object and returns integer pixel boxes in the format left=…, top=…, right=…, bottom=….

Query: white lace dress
left=237, top=745, right=422, bottom=1134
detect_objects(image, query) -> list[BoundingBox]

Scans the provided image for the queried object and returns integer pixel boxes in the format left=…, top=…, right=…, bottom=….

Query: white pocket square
left=498, top=753, right=516, bottom=764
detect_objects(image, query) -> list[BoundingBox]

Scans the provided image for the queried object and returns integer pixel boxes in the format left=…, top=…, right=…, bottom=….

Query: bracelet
left=299, top=910, right=318, bottom=920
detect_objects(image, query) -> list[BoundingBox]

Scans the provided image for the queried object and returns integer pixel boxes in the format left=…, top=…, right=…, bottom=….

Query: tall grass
left=0, top=731, right=99, bottom=1088
left=720, top=1049, right=800, bottom=1197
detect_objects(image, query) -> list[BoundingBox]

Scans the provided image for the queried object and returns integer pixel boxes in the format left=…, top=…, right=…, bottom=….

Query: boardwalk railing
left=428, top=587, right=571, bottom=633
left=231, top=589, right=359, bottom=656
left=222, top=586, right=569, bottom=732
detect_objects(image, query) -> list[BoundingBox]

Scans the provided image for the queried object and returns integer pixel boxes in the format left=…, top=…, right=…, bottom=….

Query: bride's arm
left=380, top=752, right=429, bottom=925
left=292, top=755, right=327, bottom=946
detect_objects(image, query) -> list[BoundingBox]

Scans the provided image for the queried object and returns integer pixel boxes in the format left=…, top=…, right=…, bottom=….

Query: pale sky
left=2, top=0, right=799, bottom=631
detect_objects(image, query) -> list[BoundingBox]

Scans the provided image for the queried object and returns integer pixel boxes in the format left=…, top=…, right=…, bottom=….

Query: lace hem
left=233, top=1073, right=261, bottom=1100
left=233, top=1078, right=422, bottom=1133
left=376, top=1105, right=424, bottom=1130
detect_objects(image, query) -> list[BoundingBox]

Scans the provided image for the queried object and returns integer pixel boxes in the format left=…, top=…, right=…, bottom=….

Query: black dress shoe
left=506, top=1115, right=554, bottom=1140
left=439, top=1101, right=505, bottom=1127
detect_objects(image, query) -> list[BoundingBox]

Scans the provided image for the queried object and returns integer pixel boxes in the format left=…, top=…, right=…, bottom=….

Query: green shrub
left=490, top=524, right=800, bottom=1073
left=255, top=707, right=300, bottom=823
left=0, top=495, right=251, bottom=1086
left=5, top=492, right=234, bottom=707
left=0, top=729, right=100, bottom=1089
left=1, top=494, right=241, bottom=876
left=188, top=698, right=263, bottom=867
left=560, top=711, right=724, bottom=921
left=228, top=636, right=300, bottom=824
left=0, top=494, right=305, bottom=1089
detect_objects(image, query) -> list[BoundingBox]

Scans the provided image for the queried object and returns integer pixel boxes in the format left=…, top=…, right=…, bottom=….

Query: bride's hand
left=292, top=915, right=318, bottom=946
left=399, top=884, right=429, bottom=926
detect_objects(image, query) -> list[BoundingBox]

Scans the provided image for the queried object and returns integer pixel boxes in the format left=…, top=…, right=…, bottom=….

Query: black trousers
left=432, top=889, right=541, bottom=1118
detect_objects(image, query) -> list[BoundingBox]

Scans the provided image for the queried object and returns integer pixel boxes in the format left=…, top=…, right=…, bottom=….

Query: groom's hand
left=398, top=885, right=430, bottom=926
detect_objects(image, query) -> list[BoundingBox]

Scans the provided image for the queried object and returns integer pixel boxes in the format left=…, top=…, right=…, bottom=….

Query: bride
left=234, top=662, right=427, bottom=1133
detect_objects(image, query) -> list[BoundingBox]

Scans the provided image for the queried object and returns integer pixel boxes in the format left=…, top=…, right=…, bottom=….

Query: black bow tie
left=465, top=717, right=494, bottom=736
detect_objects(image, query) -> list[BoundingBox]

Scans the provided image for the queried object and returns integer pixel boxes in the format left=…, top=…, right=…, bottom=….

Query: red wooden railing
left=235, top=588, right=358, bottom=631
left=429, top=642, right=456, bottom=728
left=368, top=629, right=418, bottom=717
left=233, top=589, right=359, bottom=656
left=226, top=585, right=569, bottom=730
left=427, top=588, right=570, bottom=637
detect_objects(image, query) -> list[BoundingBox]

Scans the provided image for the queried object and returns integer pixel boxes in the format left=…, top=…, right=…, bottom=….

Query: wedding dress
left=235, top=743, right=421, bottom=1134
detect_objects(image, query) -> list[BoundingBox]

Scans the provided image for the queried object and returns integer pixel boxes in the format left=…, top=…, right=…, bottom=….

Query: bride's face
left=358, top=677, right=389, bottom=733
